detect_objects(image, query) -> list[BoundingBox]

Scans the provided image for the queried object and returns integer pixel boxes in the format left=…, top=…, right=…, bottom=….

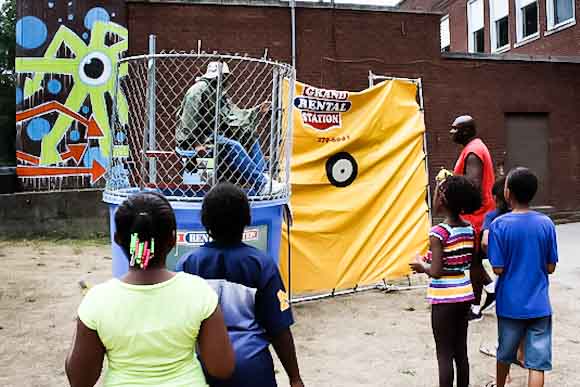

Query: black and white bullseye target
left=325, top=152, right=358, bottom=187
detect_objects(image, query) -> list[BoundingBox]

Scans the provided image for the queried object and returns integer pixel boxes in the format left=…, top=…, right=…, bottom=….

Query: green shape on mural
left=16, top=21, right=128, bottom=166
left=113, top=145, right=130, bottom=158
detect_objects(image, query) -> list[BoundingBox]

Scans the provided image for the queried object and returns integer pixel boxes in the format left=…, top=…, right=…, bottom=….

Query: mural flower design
left=16, top=20, right=128, bottom=165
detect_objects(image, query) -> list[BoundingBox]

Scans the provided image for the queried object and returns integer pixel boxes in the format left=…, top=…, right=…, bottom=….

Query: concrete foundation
left=0, top=190, right=109, bottom=238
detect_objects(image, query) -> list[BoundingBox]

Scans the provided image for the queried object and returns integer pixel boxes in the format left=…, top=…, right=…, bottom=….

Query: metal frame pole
left=268, top=67, right=279, bottom=195
left=290, top=0, right=297, bottom=71
left=109, top=61, right=121, bottom=185
left=147, top=35, right=157, bottom=185
left=286, top=69, right=296, bottom=302
left=417, top=78, right=433, bottom=226
left=212, top=62, right=224, bottom=186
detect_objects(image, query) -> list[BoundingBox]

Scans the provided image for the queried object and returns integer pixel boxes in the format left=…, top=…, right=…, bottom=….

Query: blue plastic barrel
left=105, top=190, right=285, bottom=278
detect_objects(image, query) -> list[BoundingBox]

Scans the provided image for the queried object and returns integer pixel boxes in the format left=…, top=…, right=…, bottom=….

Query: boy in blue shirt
left=488, top=168, right=558, bottom=387
left=177, top=183, right=304, bottom=387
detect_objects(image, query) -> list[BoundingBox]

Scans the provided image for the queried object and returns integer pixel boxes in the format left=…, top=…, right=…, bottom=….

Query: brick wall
left=128, top=2, right=580, bottom=210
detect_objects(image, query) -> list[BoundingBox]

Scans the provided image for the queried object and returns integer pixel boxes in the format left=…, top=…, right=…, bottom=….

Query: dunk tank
left=104, top=49, right=295, bottom=277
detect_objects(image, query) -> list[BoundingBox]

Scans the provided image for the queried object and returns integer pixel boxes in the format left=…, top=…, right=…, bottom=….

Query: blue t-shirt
left=488, top=211, right=558, bottom=319
left=176, top=242, right=293, bottom=387
left=483, top=209, right=500, bottom=231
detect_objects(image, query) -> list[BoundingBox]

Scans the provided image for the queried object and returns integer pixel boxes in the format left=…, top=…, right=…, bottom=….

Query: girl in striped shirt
left=411, top=175, right=482, bottom=387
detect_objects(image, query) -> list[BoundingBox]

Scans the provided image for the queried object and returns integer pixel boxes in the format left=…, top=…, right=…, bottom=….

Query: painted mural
left=15, top=1, right=127, bottom=189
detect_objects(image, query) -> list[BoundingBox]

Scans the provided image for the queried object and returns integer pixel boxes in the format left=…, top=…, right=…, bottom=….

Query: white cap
left=203, top=61, right=230, bottom=79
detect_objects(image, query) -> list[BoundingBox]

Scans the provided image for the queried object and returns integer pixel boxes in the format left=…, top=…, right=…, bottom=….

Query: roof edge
left=126, top=0, right=444, bottom=15
left=443, top=51, right=580, bottom=64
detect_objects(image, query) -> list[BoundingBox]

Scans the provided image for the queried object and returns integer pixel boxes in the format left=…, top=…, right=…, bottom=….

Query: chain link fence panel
left=106, top=53, right=295, bottom=203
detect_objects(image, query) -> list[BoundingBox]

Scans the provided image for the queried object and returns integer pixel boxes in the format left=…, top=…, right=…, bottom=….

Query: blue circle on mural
left=16, top=17, right=48, bottom=49
left=116, top=131, right=126, bottom=143
left=70, top=130, right=81, bottom=142
left=16, top=88, right=23, bottom=104
left=83, top=146, right=109, bottom=167
left=82, top=32, right=89, bottom=40
left=68, top=14, right=75, bottom=21
left=82, top=106, right=90, bottom=114
left=26, top=118, right=51, bottom=141
left=84, top=7, right=110, bottom=30
left=48, top=2, right=55, bottom=9
left=47, top=79, right=62, bottom=95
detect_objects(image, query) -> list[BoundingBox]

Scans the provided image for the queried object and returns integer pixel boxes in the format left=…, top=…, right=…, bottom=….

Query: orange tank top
left=453, top=138, right=495, bottom=235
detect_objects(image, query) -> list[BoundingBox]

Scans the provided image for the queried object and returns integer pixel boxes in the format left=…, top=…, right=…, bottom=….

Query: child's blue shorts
left=497, top=316, right=552, bottom=371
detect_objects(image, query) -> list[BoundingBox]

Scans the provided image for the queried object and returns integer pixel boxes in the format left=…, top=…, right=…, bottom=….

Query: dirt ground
left=1, top=223, right=579, bottom=387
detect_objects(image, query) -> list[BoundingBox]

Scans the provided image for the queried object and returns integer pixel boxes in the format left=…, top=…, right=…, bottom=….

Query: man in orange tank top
left=450, top=115, right=497, bottom=321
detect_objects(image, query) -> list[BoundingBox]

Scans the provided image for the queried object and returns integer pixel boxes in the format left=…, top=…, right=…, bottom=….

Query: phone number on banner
left=317, top=135, right=351, bottom=143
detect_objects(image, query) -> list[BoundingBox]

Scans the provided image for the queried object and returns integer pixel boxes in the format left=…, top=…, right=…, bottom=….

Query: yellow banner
left=280, top=80, right=430, bottom=294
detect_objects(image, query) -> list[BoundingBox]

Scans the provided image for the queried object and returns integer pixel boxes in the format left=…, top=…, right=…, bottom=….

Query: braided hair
left=201, top=183, right=251, bottom=245
left=439, top=175, right=482, bottom=217
left=114, top=191, right=176, bottom=269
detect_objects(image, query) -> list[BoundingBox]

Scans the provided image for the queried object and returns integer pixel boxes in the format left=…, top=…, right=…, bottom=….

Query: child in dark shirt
left=177, top=183, right=304, bottom=387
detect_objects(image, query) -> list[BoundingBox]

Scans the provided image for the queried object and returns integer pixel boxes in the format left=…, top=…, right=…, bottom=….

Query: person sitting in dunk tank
left=176, top=61, right=284, bottom=195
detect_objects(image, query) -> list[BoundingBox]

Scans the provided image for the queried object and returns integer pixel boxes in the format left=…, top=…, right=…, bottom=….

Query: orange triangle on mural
left=68, top=144, right=88, bottom=164
left=87, top=116, right=104, bottom=138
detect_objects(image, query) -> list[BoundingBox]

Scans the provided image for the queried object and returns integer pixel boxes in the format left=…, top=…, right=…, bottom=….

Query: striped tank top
left=425, top=223, right=475, bottom=304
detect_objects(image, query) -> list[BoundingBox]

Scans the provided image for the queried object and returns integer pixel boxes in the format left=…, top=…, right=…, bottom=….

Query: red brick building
left=401, top=0, right=580, bottom=55
left=125, top=1, right=580, bottom=212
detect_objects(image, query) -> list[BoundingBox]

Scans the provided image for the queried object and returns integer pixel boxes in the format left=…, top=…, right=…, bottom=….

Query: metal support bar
left=285, top=70, right=296, bottom=195
left=268, top=67, right=279, bottom=195
left=290, top=282, right=428, bottom=304
left=212, top=64, right=224, bottom=186
left=147, top=35, right=157, bottom=184
left=108, top=62, right=121, bottom=185
left=417, top=78, right=433, bottom=226
left=290, top=0, right=297, bottom=70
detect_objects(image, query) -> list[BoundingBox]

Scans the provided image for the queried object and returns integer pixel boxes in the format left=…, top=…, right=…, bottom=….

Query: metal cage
left=105, top=51, right=295, bottom=203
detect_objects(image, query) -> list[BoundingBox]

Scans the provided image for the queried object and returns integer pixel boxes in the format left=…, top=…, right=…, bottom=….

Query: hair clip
left=143, top=238, right=155, bottom=270
left=129, top=234, right=138, bottom=267
left=137, top=240, right=145, bottom=266
left=143, top=241, right=150, bottom=269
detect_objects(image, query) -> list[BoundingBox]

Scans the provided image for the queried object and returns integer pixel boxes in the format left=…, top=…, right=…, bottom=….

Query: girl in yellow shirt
left=65, top=191, right=235, bottom=387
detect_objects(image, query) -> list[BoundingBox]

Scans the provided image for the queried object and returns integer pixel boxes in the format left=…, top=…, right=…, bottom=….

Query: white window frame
left=516, top=0, right=540, bottom=44
left=467, top=0, right=485, bottom=53
left=490, top=0, right=510, bottom=52
left=546, top=0, right=576, bottom=33
left=441, top=15, right=451, bottom=51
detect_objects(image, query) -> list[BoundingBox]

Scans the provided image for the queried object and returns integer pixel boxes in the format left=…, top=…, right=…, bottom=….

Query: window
left=474, top=29, right=485, bottom=52
left=523, top=2, right=539, bottom=36
left=516, top=0, right=539, bottom=42
left=441, top=15, right=450, bottom=51
left=490, top=0, right=510, bottom=51
left=468, top=0, right=485, bottom=53
left=547, top=0, right=575, bottom=30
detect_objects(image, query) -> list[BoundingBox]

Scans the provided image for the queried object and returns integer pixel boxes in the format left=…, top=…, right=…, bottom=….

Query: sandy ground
left=1, top=223, right=579, bottom=387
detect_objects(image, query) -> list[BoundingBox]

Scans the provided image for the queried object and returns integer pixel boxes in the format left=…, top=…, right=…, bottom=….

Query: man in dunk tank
left=176, top=62, right=284, bottom=195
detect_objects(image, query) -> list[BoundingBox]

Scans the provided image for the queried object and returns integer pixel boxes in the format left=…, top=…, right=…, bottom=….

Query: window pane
left=441, top=17, right=450, bottom=50
left=523, top=2, right=538, bottom=37
left=469, top=0, right=484, bottom=31
left=554, top=0, right=574, bottom=25
left=475, top=28, right=485, bottom=52
left=496, top=17, right=509, bottom=48
left=492, top=0, right=509, bottom=20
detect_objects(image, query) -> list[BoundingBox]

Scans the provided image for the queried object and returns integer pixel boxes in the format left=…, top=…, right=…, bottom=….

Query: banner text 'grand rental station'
left=280, top=79, right=430, bottom=294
